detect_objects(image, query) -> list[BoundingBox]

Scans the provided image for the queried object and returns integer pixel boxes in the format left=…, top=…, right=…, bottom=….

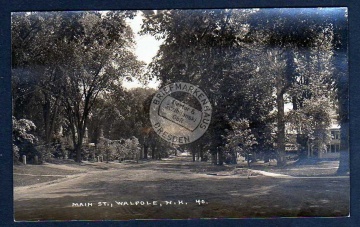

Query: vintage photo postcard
left=12, top=8, right=349, bottom=221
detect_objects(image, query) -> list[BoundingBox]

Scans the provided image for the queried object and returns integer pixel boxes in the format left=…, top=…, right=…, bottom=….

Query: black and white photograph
left=11, top=8, right=349, bottom=221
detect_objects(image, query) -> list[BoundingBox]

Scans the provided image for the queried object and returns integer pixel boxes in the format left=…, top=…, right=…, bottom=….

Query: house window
left=331, top=130, right=340, bottom=140
left=330, top=145, right=335, bottom=153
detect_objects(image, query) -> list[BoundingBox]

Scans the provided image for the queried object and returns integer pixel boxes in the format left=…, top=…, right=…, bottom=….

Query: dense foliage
left=12, top=9, right=347, bottom=168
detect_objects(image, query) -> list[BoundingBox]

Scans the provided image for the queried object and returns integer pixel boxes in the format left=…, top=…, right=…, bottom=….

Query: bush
left=12, top=116, right=38, bottom=164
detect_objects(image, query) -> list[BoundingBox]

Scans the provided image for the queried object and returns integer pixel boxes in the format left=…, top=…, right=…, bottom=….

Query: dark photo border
left=1, top=1, right=359, bottom=226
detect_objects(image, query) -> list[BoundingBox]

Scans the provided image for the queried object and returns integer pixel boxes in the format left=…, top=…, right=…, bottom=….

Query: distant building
left=327, top=125, right=341, bottom=153
left=283, top=123, right=341, bottom=158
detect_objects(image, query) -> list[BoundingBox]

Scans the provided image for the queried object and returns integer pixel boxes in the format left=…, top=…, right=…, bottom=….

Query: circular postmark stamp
left=149, top=82, right=212, bottom=145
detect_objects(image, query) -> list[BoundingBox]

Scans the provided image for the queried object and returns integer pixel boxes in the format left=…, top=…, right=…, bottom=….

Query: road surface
left=14, top=156, right=349, bottom=221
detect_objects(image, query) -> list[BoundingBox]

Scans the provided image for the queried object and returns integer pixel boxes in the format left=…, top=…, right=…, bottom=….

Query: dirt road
left=14, top=156, right=349, bottom=221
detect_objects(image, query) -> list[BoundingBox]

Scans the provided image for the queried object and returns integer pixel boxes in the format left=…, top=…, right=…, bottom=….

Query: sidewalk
left=243, top=158, right=344, bottom=177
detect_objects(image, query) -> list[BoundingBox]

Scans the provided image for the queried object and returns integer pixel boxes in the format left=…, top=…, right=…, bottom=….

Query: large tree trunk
left=143, top=144, right=148, bottom=159
left=42, top=83, right=61, bottom=145
left=218, top=149, right=224, bottom=165
left=68, top=110, right=87, bottom=163
left=157, top=146, right=161, bottom=160
left=276, top=92, right=286, bottom=166
left=275, top=49, right=296, bottom=166
left=74, top=143, right=81, bottom=163
left=232, top=150, right=237, bottom=164
left=151, top=144, right=156, bottom=159
left=73, top=96, right=91, bottom=163
left=48, top=99, right=60, bottom=140
left=43, top=93, right=51, bottom=143
left=212, top=151, right=217, bottom=165
left=200, top=146, right=204, bottom=161
left=42, top=93, right=60, bottom=158
left=75, top=129, right=84, bottom=163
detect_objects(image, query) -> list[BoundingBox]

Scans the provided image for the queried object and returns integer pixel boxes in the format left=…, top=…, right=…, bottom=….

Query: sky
left=123, top=12, right=162, bottom=90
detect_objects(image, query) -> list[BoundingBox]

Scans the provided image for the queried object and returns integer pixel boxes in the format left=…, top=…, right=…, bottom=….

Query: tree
left=59, top=11, right=142, bottom=162
left=141, top=9, right=272, bottom=165
left=287, top=98, right=332, bottom=158
left=12, top=11, right=143, bottom=162
left=87, top=86, right=156, bottom=161
left=12, top=13, right=67, bottom=149
left=285, top=24, right=337, bottom=158
left=244, top=8, right=346, bottom=165
left=224, top=119, right=258, bottom=166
